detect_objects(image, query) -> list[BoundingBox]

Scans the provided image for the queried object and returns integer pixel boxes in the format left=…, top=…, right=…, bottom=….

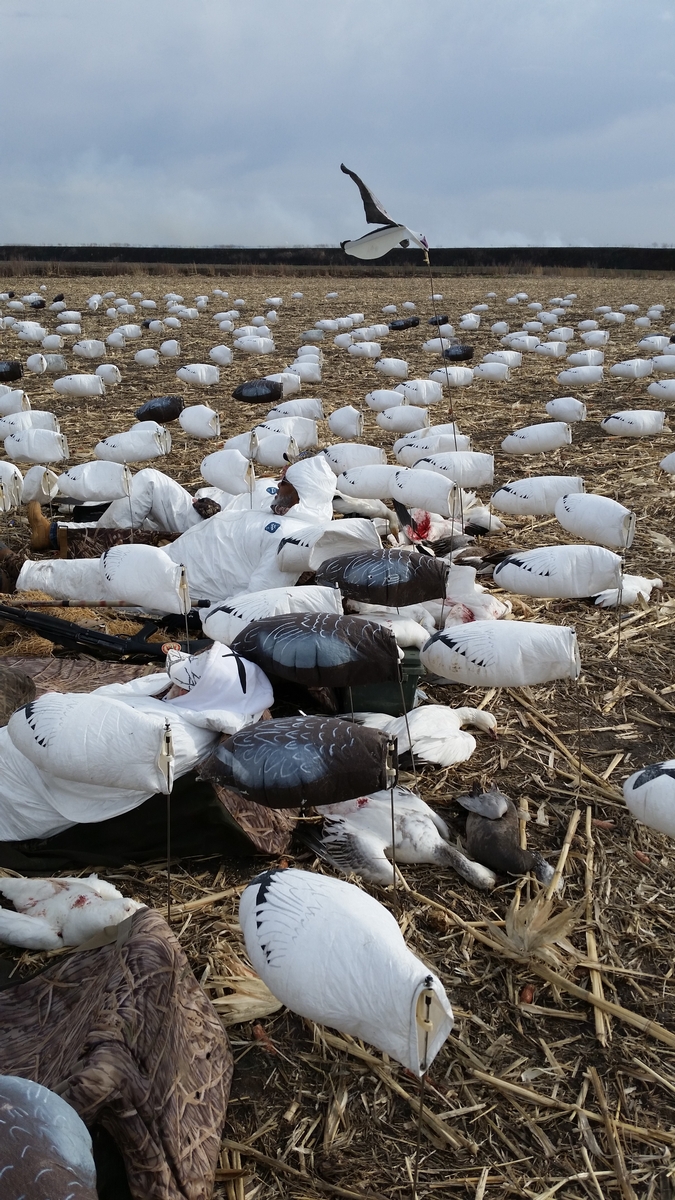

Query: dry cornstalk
left=518, top=795, right=529, bottom=851
left=506, top=689, right=623, bottom=800
left=634, top=679, right=675, bottom=715
left=469, top=1068, right=675, bottom=1148
left=157, top=885, right=244, bottom=916
left=544, top=806, right=580, bottom=898
left=319, top=1029, right=479, bottom=1154
left=584, top=805, right=609, bottom=1045
left=219, top=1137, right=388, bottom=1200
left=409, top=889, right=675, bottom=1050
left=588, top=1067, right=638, bottom=1200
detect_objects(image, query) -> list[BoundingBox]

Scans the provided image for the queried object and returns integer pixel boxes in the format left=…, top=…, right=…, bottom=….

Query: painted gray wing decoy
left=340, top=163, right=398, bottom=227
left=199, top=715, right=393, bottom=808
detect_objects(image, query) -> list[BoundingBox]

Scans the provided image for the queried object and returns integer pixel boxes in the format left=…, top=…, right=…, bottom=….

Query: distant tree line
left=0, top=244, right=673, bottom=275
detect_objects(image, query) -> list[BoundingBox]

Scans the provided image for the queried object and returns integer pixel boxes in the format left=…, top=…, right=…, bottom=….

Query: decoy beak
left=488, top=727, right=498, bottom=741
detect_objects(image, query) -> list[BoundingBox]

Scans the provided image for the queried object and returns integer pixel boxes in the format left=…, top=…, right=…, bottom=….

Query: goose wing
left=246, top=868, right=326, bottom=968
left=10, top=693, right=69, bottom=750
left=402, top=706, right=478, bottom=767
left=413, top=729, right=476, bottom=768
left=0, top=909, right=62, bottom=950
left=0, top=877, right=63, bottom=910
left=391, top=788, right=450, bottom=839
left=340, top=163, right=398, bottom=227
left=302, top=820, right=394, bottom=886
left=455, top=787, right=509, bottom=819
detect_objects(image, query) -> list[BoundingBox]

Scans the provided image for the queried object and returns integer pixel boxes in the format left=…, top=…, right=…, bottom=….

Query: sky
left=1, top=0, right=674, bottom=248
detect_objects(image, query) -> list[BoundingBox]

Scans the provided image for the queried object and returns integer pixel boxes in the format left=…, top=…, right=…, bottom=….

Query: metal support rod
left=166, top=790, right=172, bottom=923
left=398, top=668, right=418, bottom=784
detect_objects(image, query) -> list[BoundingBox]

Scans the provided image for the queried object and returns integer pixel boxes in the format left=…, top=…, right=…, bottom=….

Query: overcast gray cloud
left=1, top=0, right=674, bottom=246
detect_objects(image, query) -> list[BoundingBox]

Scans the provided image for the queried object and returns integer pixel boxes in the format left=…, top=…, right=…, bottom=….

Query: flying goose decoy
left=340, top=163, right=429, bottom=260
left=456, top=784, right=555, bottom=884
left=305, top=786, right=497, bottom=890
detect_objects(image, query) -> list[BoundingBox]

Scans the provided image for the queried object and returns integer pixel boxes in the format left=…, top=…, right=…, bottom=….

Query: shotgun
left=0, top=603, right=210, bottom=661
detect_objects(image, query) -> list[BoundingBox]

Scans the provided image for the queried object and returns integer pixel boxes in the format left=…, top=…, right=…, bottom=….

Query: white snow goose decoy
left=240, top=866, right=454, bottom=1074
left=623, top=761, right=675, bottom=838
left=455, top=784, right=555, bottom=884
left=306, top=785, right=497, bottom=890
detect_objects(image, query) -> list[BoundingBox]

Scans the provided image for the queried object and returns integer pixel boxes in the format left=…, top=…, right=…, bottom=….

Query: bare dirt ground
left=2, top=272, right=675, bottom=1199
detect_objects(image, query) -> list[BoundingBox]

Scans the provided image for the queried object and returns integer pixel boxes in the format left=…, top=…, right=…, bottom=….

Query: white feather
left=593, top=575, right=663, bottom=607
left=354, top=705, right=497, bottom=767
left=0, top=874, right=143, bottom=948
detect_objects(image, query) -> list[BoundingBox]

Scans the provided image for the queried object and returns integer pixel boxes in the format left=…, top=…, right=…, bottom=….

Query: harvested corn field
left=1, top=271, right=675, bottom=1200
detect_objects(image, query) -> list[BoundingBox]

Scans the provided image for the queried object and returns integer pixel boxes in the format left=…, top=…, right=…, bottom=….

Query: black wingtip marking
left=633, top=763, right=675, bottom=789
left=250, top=867, right=285, bottom=908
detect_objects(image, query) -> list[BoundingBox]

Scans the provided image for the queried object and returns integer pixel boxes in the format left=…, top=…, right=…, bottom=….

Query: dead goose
left=456, top=783, right=555, bottom=884
left=303, top=786, right=497, bottom=890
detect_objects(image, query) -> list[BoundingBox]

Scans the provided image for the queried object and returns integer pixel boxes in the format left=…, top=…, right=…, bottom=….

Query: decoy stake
left=179, top=563, right=191, bottom=652
left=386, top=737, right=400, bottom=912
left=159, top=720, right=175, bottom=923
left=411, top=978, right=434, bottom=1200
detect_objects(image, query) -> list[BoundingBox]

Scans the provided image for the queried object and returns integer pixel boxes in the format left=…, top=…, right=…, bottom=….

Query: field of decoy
left=2, top=272, right=675, bottom=1200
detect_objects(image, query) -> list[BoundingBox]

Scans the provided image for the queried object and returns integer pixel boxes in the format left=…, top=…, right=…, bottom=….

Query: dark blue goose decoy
left=230, top=613, right=399, bottom=688
left=135, top=395, right=184, bottom=422
left=443, top=343, right=474, bottom=362
left=314, top=548, right=449, bottom=607
left=0, top=362, right=22, bottom=384
left=199, top=715, right=394, bottom=808
left=0, top=1075, right=96, bottom=1199
left=232, top=378, right=284, bottom=404
left=388, top=317, right=420, bottom=331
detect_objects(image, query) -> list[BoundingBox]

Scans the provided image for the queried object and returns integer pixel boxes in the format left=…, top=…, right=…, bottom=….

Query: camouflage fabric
left=57, top=526, right=180, bottom=558
left=0, top=907, right=232, bottom=1200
